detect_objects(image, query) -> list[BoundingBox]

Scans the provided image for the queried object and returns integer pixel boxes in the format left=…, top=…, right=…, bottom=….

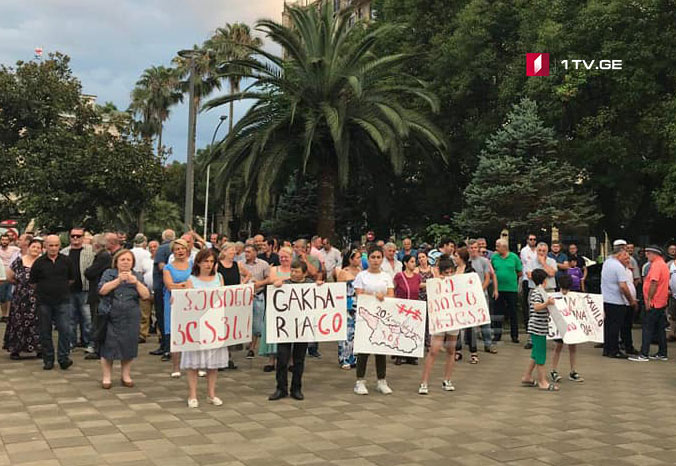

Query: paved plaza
left=1, top=327, right=675, bottom=466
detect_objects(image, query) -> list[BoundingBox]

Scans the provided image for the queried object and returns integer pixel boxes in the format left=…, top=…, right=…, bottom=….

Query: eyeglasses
left=528, top=238, right=536, bottom=241
left=70, top=234, right=83, bottom=239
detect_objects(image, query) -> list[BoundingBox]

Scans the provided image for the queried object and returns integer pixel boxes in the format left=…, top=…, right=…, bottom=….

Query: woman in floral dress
left=3, top=239, right=43, bottom=359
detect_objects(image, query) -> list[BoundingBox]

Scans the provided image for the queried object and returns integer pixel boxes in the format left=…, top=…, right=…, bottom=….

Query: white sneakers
left=198, top=370, right=207, bottom=377
left=187, top=399, right=199, bottom=408
left=376, top=380, right=393, bottom=395
left=442, top=380, right=455, bottom=391
left=354, top=380, right=393, bottom=395
left=207, top=396, right=223, bottom=406
left=170, top=371, right=181, bottom=378
left=418, top=383, right=429, bottom=395
left=354, top=380, right=369, bottom=395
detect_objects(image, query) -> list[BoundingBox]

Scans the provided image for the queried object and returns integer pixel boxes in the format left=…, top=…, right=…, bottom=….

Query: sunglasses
left=528, top=238, right=536, bottom=241
left=70, top=234, right=83, bottom=239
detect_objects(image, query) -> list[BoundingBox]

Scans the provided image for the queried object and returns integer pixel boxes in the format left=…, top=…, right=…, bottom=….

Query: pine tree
left=455, top=98, right=601, bottom=235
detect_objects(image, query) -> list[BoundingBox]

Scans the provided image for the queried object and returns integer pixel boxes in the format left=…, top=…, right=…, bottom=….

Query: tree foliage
left=456, top=98, right=601, bottom=235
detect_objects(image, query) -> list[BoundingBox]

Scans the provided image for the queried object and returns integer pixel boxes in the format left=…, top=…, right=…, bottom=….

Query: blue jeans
left=38, top=301, right=72, bottom=364
left=70, top=291, right=91, bottom=347
left=641, top=307, right=667, bottom=357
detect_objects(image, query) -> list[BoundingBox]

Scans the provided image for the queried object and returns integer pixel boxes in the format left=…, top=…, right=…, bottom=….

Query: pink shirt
left=0, top=245, right=20, bottom=268
left=393, top=272, right=421, bottom=300
left=643, top=257, right=669, bottom=309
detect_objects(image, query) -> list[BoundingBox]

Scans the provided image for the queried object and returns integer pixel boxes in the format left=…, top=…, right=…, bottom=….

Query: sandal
left=539, top=383, right=560, bottom=392
left=520, top=380, right=537, bottom=387
left=470, top=354, right=479, bottom=364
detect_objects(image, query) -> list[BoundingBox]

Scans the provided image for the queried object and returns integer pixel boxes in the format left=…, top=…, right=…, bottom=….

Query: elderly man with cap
left=131, top=234, right=154, bottom=343
left=601, top=240, right=638, bottom=359
left=629, top=245, right=670, bottom=362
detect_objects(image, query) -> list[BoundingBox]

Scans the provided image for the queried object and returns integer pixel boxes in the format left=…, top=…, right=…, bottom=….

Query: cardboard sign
left=170, top=283, right=254, bottom=352
left=354, top=295, right=427, bottom=358
left=426, top=273, right=490, bottom=334
left=547, top=292, right=604, bottom=344
left=266, top=282, right=347, bottom=343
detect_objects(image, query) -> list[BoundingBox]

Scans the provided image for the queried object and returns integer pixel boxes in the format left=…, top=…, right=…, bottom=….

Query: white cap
left=613, top=239, right=627, bottom=247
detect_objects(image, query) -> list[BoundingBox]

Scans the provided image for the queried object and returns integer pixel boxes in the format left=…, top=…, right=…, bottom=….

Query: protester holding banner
left=393, top=254, right=421, bottom=366
left=163, top=239, right=192, bottom=377
left=353, top=244, right=395, bottom=395
left=416, top=250, right=435, bottom=351
left=180, top=249, right=228, bottom=408
left=453, top=247, right=481, bottom=364
left=242, top=245, right=270, bottom=360
left=268, top=259, right=319, bottom=401
left=549, top=275, right=584, bottom=383
left=419, top=257, right=458, bottom=395
left=468, top=240, right=497, bottom=354
left=521, top=269, right=558, bottom=391
left=98, top=250, right=150, bottom=389
left=337, top=249, right=362, bottom=369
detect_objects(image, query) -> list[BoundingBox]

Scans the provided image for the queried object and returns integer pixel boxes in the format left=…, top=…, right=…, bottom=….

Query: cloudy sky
left=0, top=0, right=285, bottom=162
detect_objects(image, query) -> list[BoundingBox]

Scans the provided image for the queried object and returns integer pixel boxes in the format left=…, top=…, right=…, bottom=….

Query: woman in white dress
left=181, top=249, right=228, bottom=408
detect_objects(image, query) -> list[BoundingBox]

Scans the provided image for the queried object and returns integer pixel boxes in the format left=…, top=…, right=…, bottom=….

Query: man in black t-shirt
left=30, top=235, right=76, bottom=370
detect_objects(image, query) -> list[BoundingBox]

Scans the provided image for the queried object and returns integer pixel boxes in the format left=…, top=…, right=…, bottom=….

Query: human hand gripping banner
left=266, top=282, right=347, bottom=343
left=170, top=283, right=254, bottom=352
left=354, top=294, right=427, bottom=358
left=426, top=273, right=490, bottom=334
left=547, top=292, right=604, bottom=344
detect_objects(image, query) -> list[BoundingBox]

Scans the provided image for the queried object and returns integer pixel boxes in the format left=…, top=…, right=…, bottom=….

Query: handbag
left=92, top=294, right=113, bottom=345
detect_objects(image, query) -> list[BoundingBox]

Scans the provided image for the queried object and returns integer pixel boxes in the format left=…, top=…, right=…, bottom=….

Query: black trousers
left=493, top=291, right=518, bottom=342
left=356, top=354, right=386, bottom=379
left=520, top=283, right=530, bottom=331
left=154, top=287, right=167, bottom=352
left=276, top=342, right=308, bottom=393
left=604, top=303, right=627, bottom=356
left=620, top=303, right=635, bottom=351
left=640, top=307, right=668, bottom=357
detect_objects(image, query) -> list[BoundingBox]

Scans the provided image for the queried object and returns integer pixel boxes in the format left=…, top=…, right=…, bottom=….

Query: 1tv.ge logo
left=527, top=53, right=623, bottom=76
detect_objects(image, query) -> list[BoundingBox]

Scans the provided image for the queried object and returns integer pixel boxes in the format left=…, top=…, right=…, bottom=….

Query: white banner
left=547, top=292, right=604, bottom=344
left=354, top=295, right=427, bottom=358
left=170, top=283, right=254, bottom=352
left=266, top=282, right=347, bottom=343
left=426, top=273, right=490, bottom=334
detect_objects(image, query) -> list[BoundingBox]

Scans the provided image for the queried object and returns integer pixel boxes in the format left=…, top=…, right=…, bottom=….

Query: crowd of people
left=0, top=226, right=674, bottom=405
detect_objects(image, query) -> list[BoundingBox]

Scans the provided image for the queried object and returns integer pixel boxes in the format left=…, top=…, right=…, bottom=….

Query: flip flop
left=521, top=380, right=537, bottom=387
left=539, top=383, right=560, bottom=391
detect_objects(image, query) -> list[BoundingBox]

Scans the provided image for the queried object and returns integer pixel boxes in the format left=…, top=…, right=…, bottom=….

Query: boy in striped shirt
left=521, top=269, right=559, bottom=391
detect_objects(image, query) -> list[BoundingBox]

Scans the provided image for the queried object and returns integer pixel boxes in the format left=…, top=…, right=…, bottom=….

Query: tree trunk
left=317, top=166, right=336, bottom=240
left=157, top=124, right=163, bottom=158
left=137, top=208, right=145, bottom=233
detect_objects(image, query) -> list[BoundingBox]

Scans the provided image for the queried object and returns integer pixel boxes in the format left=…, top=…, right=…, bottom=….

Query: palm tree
left=205, top=2, right=448, bottom=238
left=128, top=65, right=183, bottom=157
left=206, top=23, right=263, bottom=133
left=204, top=23, right=262, bottom=234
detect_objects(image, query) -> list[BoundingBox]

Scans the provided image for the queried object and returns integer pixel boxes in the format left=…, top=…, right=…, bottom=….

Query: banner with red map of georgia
left=354, top=295, right=427, bottom=358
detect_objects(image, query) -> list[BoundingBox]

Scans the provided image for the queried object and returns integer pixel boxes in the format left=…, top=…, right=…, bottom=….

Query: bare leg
left=551, top=342, right=563, bottom=371
left=420, top=336, right=443, bottom=385
left=120, top=359, right=132, bottom=383
left=535, top=364, right=549, bottom=388
left=1, top=302, right=8, bottom=318
left=100, top=358, right=113, bottom=384
left=187, top=369, right=198, bottom=400
left=522, top=359, right=536, bottom=383
left=568, top=344, right=577, bottom=372
left=206, top=369, right=218, bottom=398
left=249, top=336, right=259, bottom=353
left=171, top=352, right=180, bottom=373
left=443, top=336, right=457, bottom=380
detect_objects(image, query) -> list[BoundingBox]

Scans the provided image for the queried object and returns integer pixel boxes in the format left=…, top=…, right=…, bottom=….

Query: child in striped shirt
left=521, top=269, right=558, bottom=391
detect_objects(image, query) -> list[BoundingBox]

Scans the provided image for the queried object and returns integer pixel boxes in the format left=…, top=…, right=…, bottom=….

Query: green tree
left=456, top=98, right=600, bottom=235
left=206, top=2, right=448, bottom=238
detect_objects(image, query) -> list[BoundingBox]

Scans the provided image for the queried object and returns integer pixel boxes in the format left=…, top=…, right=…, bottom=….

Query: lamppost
left=177, top=48, right=204, bottom=229
left=204, top=115, right=228, bottom=238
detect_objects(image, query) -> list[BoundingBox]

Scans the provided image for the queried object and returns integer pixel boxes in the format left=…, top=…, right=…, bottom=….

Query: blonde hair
left=219, top=242, right=236, bottom=260
left=279, top=246, right=293, bottom=257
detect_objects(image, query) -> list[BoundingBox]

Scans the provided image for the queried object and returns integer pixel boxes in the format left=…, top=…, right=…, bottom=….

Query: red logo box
left=526, top=53, right=549, bottom=76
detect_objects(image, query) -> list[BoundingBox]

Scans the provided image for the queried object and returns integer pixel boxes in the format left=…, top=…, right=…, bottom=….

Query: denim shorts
left=0, top=282, right=13, bottom=303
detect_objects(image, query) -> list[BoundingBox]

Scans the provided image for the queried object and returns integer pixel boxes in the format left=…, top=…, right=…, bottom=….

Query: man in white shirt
left=0, top=233, right=20, bottom=323
left=380, top=242, right=402, bottom=281
left=319, top=238, right=342, bottom=282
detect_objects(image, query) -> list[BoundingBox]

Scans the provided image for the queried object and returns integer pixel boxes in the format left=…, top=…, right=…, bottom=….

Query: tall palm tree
left=172, top=46, right=222, bottom=159
left=128, top=65, right=182, bottom=157
left=206, top=23, right=263, bottom=133
left=205, top=23, right=262, bottom=234
left=205, top=2, right=448, bottom=238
